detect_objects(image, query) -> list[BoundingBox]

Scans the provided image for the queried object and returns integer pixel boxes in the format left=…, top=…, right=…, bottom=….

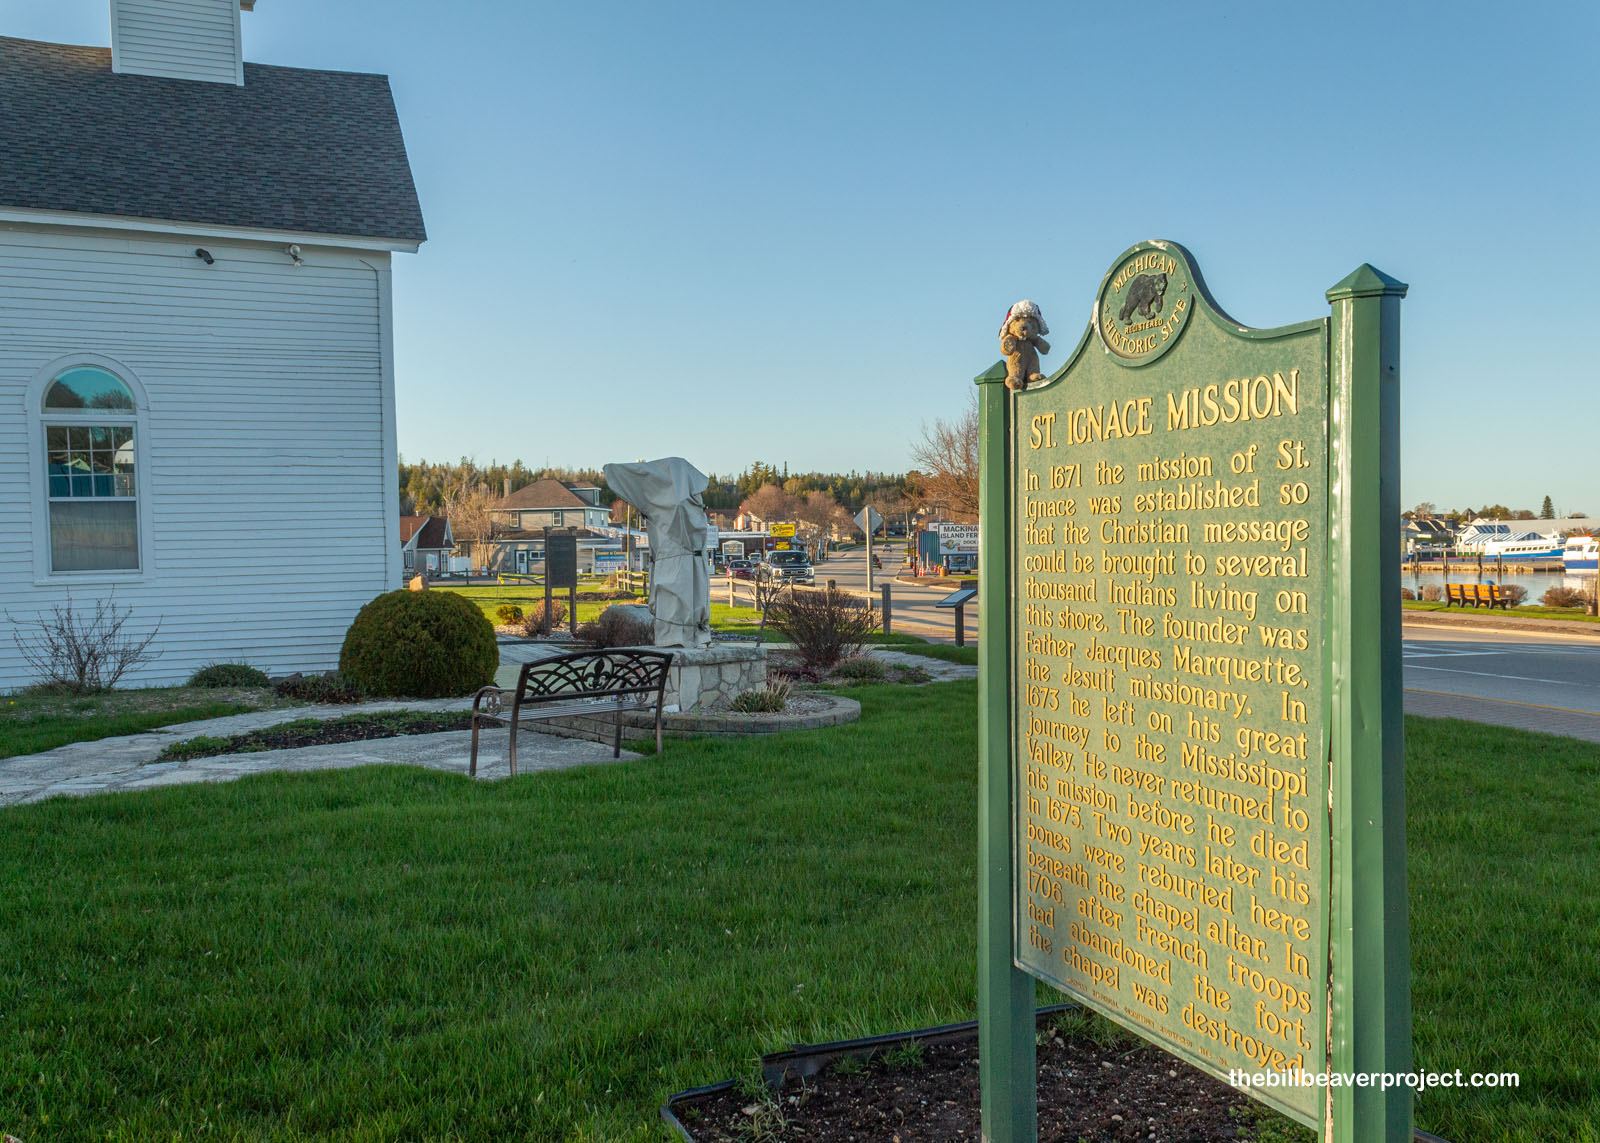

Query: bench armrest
left=472, top=685, right=513, bottom=718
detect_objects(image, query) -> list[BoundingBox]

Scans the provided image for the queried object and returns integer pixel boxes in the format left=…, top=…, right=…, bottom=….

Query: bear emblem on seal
left=1117, top=272, right=1168, bottom=323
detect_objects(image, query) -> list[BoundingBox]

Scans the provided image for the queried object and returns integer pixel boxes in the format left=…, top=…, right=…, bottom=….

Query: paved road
left=1403, top=627, right=1600, bottom=711
left=1402, top=625, right=1600, bottom=740
left=767, top=547, right=1600, bottom=738
left=815, top=543, right=980, bottom=642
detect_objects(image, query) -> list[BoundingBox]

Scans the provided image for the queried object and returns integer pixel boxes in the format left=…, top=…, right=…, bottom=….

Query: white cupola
left=110, top=0, right=253, bottom=86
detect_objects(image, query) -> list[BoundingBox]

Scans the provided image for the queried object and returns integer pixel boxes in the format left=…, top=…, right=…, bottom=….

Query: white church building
left=0, top=1, right=426, bottom=690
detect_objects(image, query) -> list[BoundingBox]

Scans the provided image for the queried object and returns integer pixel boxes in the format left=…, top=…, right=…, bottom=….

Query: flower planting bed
left=665, top=1007, right=1454, bottom=1143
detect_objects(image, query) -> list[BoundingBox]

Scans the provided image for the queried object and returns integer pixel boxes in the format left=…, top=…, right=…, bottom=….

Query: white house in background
left=0, top=1, right=426, bottom=690
left=399, top=516, right=454, bottom=576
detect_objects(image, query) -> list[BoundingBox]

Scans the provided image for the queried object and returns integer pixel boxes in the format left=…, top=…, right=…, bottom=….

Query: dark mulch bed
left=677, top=1018, right=1308, bottom=1143
left=155, top=711, right=475, bottom=762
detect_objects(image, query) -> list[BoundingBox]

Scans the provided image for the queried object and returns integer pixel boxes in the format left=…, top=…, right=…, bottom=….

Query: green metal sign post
left=1326, top=265, right=1412, bottom=1143
left=976, top=244, right=1411, bottom=1142
left=977, top=358, right=1036, bottom=1143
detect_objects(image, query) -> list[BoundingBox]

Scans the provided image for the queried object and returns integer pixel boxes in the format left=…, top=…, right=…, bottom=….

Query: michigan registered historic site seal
left=1096, top=242, right=1196, bottom=366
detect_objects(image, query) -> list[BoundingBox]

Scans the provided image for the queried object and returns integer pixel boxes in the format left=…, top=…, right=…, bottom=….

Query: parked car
left=761, top=549, right=816, bottom=586
left=727, top=558, right=758, bottom=581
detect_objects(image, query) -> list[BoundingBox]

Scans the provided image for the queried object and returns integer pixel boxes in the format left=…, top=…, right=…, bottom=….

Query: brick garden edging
left=536, top=693, right=860, bottom=745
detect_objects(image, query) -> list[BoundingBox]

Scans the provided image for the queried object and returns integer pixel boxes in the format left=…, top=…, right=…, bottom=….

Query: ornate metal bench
left=468, top=648, right=673, bottom=775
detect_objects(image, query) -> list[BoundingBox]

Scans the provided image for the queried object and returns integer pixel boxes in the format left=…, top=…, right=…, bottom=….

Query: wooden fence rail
left=722, top=575, right=878, bottom=612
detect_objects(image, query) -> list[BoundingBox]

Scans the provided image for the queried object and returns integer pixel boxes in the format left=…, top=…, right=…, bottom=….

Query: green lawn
left=864, top=631, right=979, bottom=665
left=1403, top=599, right=1599, bottom=623
left=0, top=686, right=291, bottom=761
left=438, top=584, right=982, bottom=661
left=436, top=583, right=633, bottom=627
left=1405, top=718, right=1600, bottom=1143
left=0, top=693, right=1593, bottom=1141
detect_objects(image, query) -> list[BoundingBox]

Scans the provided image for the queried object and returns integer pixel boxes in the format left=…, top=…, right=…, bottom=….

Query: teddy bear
left=1000, top=299, right=1050, bottom=391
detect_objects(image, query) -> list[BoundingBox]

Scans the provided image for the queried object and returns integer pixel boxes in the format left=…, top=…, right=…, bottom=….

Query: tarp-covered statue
left=602, top=457, right=711, bottom=648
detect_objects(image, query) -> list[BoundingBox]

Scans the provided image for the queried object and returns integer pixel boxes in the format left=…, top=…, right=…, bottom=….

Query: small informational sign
left=722, top=540, right=746, bottom=559
left=593, top=549, right=626, bottom=575
left=545, top=531, right=578, bottom=589
left=770, top=523, right=797, bottom=538
left=937, top=522, right=980, bottom=555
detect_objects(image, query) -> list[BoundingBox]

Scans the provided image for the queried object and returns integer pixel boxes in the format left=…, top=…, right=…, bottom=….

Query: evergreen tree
left=1541, top=495, right=1555, bottom=519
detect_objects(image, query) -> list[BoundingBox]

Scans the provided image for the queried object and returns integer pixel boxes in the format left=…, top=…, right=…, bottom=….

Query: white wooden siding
left=111, top=0, right=243, bottom=85
left=0, top=223, right=396, bottom=689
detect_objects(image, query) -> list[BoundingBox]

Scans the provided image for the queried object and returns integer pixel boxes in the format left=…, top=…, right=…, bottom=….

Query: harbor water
left=1404, top=565, right=1596, bottom=607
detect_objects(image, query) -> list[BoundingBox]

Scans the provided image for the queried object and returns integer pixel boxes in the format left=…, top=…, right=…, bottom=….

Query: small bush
left=188, top=662, right=270, bottom=689
left=520, top=599, right=568, bottom=637
left=1400, top=588, right=1416, bottom=601
left=339, top=589, right=497, bottom=698
left=1498, top=583, right=1528, bottom=605
left=275, top=671, right=366, bottom=705
left=575, top=606, right=655, bottom=649
left=832, top=655, right=886, bottom=681
left=766, top=587, right=877, bottom=668
left=1421, top=584, right=1443, bottom=602
left=769, top=661, right=822, bottom=685
left=495, top=603, right=524, bottom=625
left=5, top=591, right=160, bottom=694
left=730, top=681, right=792, bottom=713
left=1542, top=585, right=1589, bottom=608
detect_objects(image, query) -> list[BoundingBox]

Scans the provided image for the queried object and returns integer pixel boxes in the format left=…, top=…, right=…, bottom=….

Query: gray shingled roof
left=0, top=36, right=426, bottom=244
left=497, top=479, right=593, bottom=511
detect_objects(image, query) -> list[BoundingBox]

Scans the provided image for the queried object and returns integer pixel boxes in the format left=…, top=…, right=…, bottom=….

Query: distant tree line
left=399, top=458, right=615, bottom=517
left=401, top=457, right=947, bottom=554
left=702, top=462, right=919, bottom=516
left=1405, top=497, right=1586, bottom=522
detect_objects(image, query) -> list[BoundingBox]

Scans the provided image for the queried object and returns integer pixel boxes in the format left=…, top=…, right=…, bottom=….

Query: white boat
left=1480, top=531, right=1563, bottom=561
left=1564, top=535, right=1599, bottom=572
left=1453, top=522, right=1513, bottom=550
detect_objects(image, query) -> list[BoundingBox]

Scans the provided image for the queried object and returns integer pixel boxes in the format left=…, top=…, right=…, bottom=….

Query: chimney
left=504, top=478, right=512, bottom=498
left=111, top=0, right=251, bottom=86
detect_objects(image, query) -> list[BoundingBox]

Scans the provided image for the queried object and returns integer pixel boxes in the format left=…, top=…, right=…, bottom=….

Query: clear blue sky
left=6, top=1, right=1598, bottom=513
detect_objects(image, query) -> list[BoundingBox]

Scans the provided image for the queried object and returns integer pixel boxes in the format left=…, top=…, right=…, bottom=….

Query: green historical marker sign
left=976, top=242, right=1412, bottom=1143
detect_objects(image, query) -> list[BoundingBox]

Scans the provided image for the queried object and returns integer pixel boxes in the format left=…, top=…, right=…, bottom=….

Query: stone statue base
left=660, top=643, right=768, bottom=712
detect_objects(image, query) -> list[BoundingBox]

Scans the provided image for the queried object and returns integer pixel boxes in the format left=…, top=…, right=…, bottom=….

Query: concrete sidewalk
left=0, top=697, right=636, bottom=808
left=11, top=639, right=1590, bottom=811
left=1404, top=688, right=1600, bottom=743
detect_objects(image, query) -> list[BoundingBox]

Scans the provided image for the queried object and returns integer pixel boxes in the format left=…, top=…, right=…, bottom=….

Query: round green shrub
left=495, top=603, right=524, bottom=625
left=188, top=662, right=271, bottom=689
left=339, top=589, right=497, bottom=698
